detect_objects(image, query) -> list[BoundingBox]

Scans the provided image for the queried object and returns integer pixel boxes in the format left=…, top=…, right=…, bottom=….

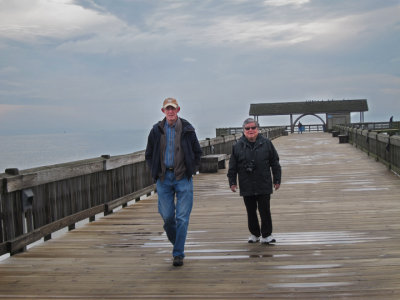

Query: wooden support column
left=290, top=114, right=294, bottom=133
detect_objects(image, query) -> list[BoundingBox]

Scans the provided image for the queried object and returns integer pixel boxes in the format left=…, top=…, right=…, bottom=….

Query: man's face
left=243, top=122, right=259, bottom=141
left=162, top=105, right=179, bottom=123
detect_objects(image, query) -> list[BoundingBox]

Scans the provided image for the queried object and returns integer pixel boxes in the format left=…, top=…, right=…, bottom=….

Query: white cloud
left=2, top=0, right=398, bottom=55
left=203, top=18, right=313, bottom=47
left=109, top=2, right=399, bottom=52
left=183, top=57, right=197, bottom=63
left=0, top=104, right=23, bottom=118
left=0, top=0, right=399, bottom=134
left=298, top=5, right=400, bottom=51
left=0, top=66, right=19, bottom=74
left=0, top=0, right=129, bottom=43
left=264, top=0, right=310, bottom=7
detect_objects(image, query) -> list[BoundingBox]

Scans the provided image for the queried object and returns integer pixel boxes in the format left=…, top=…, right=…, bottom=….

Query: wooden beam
left=105, top=184, right=156, bottom=213
left=8, top=204, right=105, bottom=255
left=4, top=159, right=105, bottom=193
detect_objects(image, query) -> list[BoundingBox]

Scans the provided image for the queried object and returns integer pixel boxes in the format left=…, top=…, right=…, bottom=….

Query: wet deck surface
left=1, top=132, right=400, bottom=299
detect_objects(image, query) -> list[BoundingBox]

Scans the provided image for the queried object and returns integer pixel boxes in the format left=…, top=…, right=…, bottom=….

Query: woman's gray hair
left=242, top=118, right=259, bottom=128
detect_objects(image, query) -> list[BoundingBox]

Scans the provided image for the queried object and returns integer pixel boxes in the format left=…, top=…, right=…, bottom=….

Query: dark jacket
left=227, top=134, right=281, bottom=196
left=145, top=117, right=202, bottom=181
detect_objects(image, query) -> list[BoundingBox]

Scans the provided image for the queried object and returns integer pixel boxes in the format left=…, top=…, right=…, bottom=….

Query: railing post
left=386, top=138, right=391, bottom=171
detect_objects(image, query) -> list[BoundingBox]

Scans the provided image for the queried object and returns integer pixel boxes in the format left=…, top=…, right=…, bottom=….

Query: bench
left=332, top=131, right=339, bottom=137
left=338, top=134, right=349, bottom=143
left=199, top=154, right=229, bottom=173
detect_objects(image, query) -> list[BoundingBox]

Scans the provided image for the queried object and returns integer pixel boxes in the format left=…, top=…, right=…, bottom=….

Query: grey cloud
left=263, top=0, right=310, bottom=7
left=0, top=0, right=399, bottom=136
left=0, top=0, right=130, bottom=43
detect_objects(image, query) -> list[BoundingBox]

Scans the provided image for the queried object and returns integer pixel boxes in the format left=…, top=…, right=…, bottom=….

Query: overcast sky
left=0, top=0, right=399, bottom=137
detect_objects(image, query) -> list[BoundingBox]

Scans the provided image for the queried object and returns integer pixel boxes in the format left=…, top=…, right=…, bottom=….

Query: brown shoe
left=173, top=256, right=184, bottom=267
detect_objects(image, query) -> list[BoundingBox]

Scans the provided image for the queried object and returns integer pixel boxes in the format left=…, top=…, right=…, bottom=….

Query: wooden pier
left=0, top=132, right=399, bottom=299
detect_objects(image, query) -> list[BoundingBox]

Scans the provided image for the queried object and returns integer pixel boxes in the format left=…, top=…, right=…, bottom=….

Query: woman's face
left=243, top=122, right=259, bottom=142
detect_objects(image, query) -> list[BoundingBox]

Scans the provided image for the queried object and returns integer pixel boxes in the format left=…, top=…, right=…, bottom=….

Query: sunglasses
left=244, top=126, right=257, bottom=131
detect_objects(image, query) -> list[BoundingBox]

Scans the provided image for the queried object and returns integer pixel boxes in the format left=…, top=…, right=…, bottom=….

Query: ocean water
left=0, top=129, right=149, bottom=172
left=0, top=127, right=215, bottom=173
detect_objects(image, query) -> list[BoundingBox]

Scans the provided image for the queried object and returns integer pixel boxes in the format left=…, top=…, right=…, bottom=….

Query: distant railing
left=216, top=124, right=325, bottom=136
left=216, top=126, right=284, bottom=136
left=285, top=124, right=326, bottom=133
left=334, top=124, right=400, bottom=176
left=0, top=127, right=286, bottom=256
left=346, top=121, right=400, bottom=131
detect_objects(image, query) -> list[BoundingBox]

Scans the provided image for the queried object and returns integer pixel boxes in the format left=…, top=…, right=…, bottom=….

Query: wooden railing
left=215, top=126, right=286, bottom=136
left=216, top=124, right=326, bottom=136
left=285, top=124, right=326, bottom=133
left=335, top=124, right=400, bottom=175
left=0, top=127, right=286, bottom=256
left=0, top=152, right=154, bottom=255
left=345, top=121, right=400, bottom=131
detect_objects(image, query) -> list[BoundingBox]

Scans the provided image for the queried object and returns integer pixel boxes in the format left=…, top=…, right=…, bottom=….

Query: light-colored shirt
left=164, top=121, right=176, bottom=168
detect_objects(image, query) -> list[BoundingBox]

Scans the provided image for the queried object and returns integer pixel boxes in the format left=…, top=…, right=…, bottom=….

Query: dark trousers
left=243, top=194, right=272, bottom=238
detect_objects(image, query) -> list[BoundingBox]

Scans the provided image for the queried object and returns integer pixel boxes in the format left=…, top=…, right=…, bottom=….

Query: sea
left=0, top=127, right=215, bottom=173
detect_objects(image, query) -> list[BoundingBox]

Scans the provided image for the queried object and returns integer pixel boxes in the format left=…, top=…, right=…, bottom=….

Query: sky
left=0, top=0, right=399, bottom=139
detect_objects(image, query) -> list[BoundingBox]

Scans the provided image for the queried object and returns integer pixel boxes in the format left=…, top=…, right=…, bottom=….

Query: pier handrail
left=217, top=124, right=326, bottom=136
left=344, top=121, right=400, bottom=131
left=0, top=127, right=286, bottom=256
left=334, top=124, right=400, bottom=175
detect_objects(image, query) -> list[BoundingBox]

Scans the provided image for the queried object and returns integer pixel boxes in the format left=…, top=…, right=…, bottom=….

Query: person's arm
left=145, top=129, right=154, bottom=169
left=191, top=131, right=202, bottom=167
left=227, top=146, right=238, bottom=192
left=269, top=142, right=281, bottom=188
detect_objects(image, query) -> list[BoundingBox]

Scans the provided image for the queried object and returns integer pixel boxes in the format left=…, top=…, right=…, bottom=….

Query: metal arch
left=291, top=114, right=326, bottom=132
left=294, top=114, right=326, bottom=125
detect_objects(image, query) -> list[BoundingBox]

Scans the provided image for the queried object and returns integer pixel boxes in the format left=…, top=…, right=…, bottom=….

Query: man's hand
left=230, top=185, right=237, bottom=192
left=274, top=183, right=280, bottom=191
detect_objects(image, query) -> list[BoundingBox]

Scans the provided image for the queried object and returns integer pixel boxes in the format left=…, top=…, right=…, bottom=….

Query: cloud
left=0, top=66, right=19, bottom=74
left=83, top=1, right=398, bottom=53
left=0, top=0, right=130, bottom=43
left=298, top=5, right=400, bottom=52
left=183, top=57, right=197, bottom=63
left=0, top=0, right=399, bottom=135
left=263, top=0, right=310, bottom=7
left=2, top=0, right=398, bottom=56
left=0, top=104, right=21, bottom=118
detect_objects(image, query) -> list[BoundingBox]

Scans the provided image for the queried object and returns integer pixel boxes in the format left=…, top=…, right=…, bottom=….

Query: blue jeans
left=156, top=171, right=193, bottom=257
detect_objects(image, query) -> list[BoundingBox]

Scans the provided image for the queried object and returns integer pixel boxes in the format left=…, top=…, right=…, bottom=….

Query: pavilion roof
left=249, top=99, right=368, bottom=116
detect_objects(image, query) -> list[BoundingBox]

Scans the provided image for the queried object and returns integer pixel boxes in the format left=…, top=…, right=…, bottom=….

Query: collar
left=165, top=120, right=177, bottom=128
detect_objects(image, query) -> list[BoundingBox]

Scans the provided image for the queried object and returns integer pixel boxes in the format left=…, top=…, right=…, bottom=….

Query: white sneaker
left=260, top=235, right=276, bottom=244
left=248, top=235, right=260, bottom=243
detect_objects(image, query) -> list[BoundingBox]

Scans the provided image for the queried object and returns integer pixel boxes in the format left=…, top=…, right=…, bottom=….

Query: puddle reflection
left=270, top=282, right=352, bottom=288
left=185, top=253, right=292, bottom=260
left=280, top=272, right=356, bottom=278
left=275, top=264, right=341, bottom=270
left=142, top=230, right=389, bottom=249
left=186, top=249, right=245, bottom=253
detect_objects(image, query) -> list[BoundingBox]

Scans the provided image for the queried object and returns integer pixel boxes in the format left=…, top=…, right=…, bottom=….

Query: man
left=145, top=98, right=202, bottom=267
left=227, top=118, right=281, bottom=244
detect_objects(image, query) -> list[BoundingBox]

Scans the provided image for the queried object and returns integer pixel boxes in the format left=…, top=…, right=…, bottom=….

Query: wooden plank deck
left=1, top=132, right=399, bottom=299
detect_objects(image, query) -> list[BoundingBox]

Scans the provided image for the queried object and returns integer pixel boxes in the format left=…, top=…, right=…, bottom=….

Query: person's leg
left=243, top=196, right=261, bottom=237
left=173, top=176, right=193, bottom=258
left=257, top=194, right=272, bottom=238
left=156, top=172, right=177, bottom=245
